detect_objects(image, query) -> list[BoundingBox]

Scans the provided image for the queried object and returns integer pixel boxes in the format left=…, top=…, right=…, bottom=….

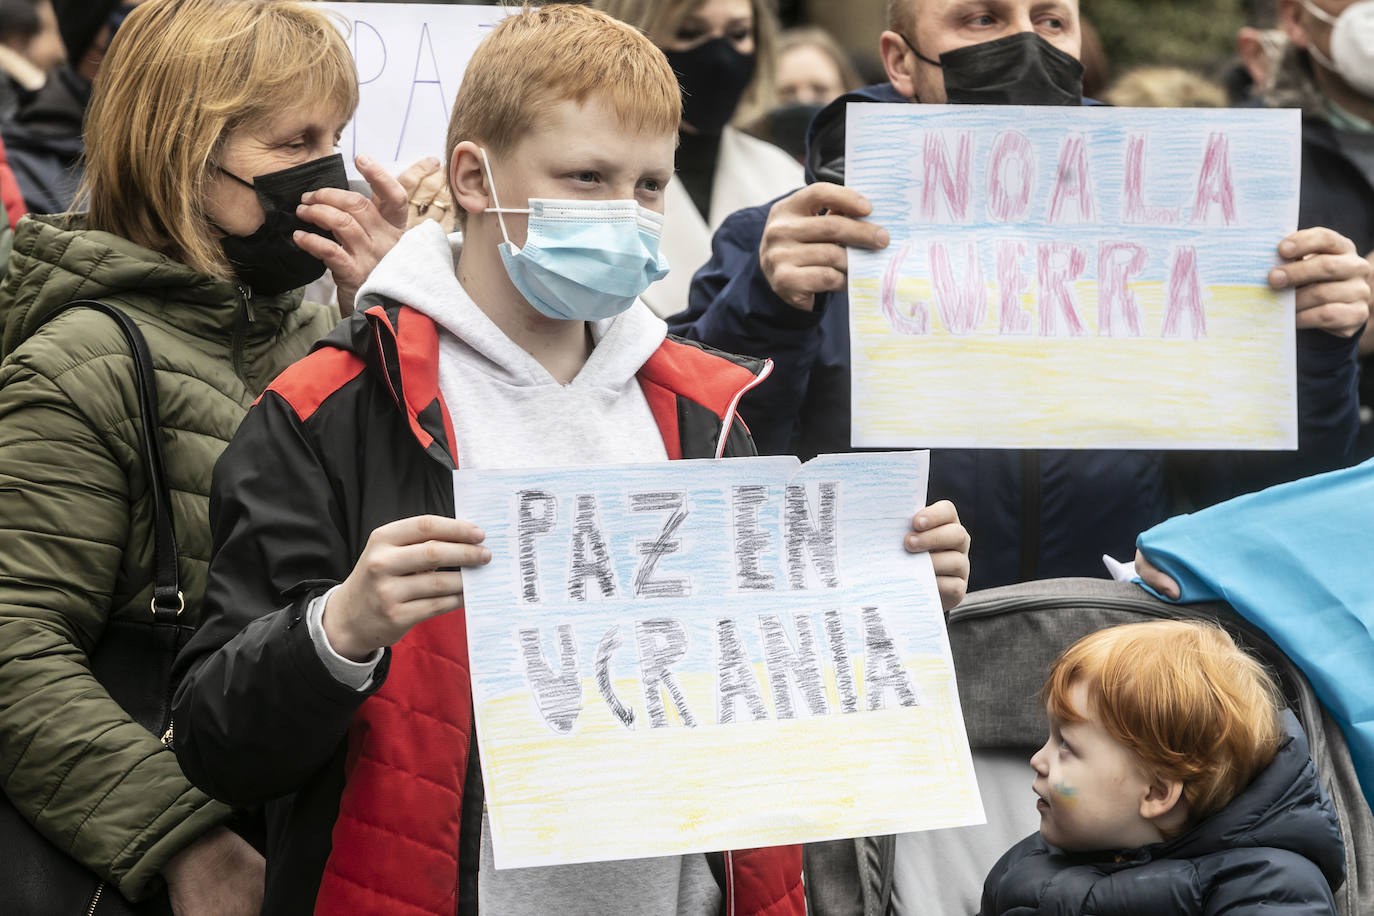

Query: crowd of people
left=0, top=0, right=1367, bottom=914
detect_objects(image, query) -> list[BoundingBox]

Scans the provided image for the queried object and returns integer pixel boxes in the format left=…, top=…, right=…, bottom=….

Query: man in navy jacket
left=672, top=0, right=1371, bottom=591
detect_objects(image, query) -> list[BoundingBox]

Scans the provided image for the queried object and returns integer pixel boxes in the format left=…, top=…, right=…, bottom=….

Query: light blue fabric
left=496, top=198, right=671, bottom=321
left=1135, top=456, right=1374, bottom=810
left=479, top=146, right=671, bottom=322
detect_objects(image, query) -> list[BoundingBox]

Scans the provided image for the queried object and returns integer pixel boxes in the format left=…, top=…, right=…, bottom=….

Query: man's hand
left=323, top=515, right=491, bottom=662
left=1268, top=227, right=1372, bottom=338
left=1359, top=251, right=1374, bottom=358
left=1133, top=548, right=1179, bottom=600
left=294, top=154, right=411, bottom=317
left=163, top=827, right=264, bottom=916
left=759, top=182, right=890, bottom=312
left=904, top=500, right=971, bottom=612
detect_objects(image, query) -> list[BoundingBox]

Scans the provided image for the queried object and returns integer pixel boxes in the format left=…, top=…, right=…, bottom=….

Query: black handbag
left=0, top=301, right=188, bottom=915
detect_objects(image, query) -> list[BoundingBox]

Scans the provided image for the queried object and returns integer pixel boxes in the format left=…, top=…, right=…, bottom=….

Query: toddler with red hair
left=979, top=620, right=1346, bottom=915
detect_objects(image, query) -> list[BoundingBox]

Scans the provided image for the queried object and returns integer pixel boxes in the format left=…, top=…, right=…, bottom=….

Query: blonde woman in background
left=593, top=0, right=803, bottom=318
left=775, top=25, right=863, bottom=108
left=0, top=0, right=407, bottom=912
left=1104, top=66, right=1229, bottom=108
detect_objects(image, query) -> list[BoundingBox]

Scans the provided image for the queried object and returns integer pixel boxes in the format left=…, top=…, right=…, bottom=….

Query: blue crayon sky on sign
left=849, top=104, right=1298, bottom=285
left=845, top=103, right=1301, bottom=451
left=454, top=452, right=982, bottom=868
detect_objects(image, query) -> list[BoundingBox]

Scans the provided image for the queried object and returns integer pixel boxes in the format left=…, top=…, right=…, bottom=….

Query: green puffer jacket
left=0, top=213, right=338, bottom=902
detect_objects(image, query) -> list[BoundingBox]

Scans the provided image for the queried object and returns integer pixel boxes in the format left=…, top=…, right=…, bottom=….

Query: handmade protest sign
left=454, top=452, right=983, bottom=868
left=845, top=104, right=1301, bottom=450
left=319, top=3, right=507, bottom=179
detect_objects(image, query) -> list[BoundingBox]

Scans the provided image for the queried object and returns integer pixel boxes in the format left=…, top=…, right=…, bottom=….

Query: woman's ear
left=450, top=141, right=491, bottom=216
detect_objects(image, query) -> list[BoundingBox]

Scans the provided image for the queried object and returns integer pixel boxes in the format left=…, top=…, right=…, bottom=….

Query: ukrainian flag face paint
left=1029, top=681, right=1161, bottom=852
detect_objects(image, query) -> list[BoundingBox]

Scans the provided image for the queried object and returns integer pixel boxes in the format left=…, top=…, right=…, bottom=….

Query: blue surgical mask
left=481, top=148, right=670, bottom=321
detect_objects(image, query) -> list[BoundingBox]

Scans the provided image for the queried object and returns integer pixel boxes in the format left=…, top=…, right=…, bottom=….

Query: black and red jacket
left=171, top=301, right=804, bottom=916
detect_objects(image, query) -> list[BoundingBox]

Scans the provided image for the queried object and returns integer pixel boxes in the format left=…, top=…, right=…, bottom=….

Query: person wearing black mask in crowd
left=1, top=0, right=132, bottom=214
left=671, top=0, right=1369, bottom=594
left=747, top=25, right=864, bottom=163
left=0, top=0, right=407, bottom=909
left=593, top=0, right=802, bottom=318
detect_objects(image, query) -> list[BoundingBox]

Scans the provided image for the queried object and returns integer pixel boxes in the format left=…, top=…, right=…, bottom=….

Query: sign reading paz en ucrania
left=454, top=452, right=983, bottom=868
left=846, top=104, right=1301, bottom=451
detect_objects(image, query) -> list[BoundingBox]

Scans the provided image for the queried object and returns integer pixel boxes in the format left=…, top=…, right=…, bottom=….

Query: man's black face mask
left=902, top=31, right=1084, bottom=106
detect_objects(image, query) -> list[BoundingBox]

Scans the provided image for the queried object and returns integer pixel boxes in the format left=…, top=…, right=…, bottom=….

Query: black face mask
left=664, top=36, right=756, bottom=135
left=214, top=153, right=350, bottom=295
left=901, top=31, right=1084, bottom=107
left=757, top=102, right=825, bottom=162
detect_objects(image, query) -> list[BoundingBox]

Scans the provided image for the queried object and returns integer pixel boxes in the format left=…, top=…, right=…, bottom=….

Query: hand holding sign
left=1270, top=227, right=1372, bottom=338
left=323, top=514, right=491, bottom=662
left=906, top=499, right=971, bottom=610
left=760, top=182, right=890, bottom=312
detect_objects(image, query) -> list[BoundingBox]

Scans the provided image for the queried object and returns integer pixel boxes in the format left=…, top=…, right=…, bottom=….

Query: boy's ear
left=1139, top=776, right=1186, bottom=824
left=450, top=141, right=491, bottom=216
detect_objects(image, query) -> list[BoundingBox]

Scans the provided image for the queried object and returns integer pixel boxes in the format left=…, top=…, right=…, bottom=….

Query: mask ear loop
left=899, top=32, right=943, bottom=68
left=479, top=147, right=530, bottom=247
left=1294, top=0, right=1344, bottom=71
left=1298, top=0, right=1338, bottom=26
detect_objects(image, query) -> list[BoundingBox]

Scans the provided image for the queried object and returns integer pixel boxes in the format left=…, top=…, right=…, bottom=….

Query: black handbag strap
left=40, top=300, right=182, bottom=623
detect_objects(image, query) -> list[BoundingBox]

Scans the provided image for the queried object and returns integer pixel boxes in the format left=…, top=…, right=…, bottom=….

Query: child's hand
left=1133, top=549, right=1180, bottom=600
left=323, top=515, right=491, bottom=661
left=903, top=500, right=971, bottom=612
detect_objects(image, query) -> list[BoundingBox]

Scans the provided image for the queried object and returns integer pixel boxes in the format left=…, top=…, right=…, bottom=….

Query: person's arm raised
left=759, top=182, right=890, bottom=312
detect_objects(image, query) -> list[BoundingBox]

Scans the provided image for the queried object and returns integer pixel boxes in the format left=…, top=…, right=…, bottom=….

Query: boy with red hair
left=980, top=620, right=1346, bottom=915
left=171, top=6, right=971, bottom=915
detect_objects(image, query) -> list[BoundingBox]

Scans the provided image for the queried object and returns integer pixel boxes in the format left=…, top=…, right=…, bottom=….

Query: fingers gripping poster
left=454, top=452, right=983, bottom=868
left=845, top=104, right=1302, bottom=450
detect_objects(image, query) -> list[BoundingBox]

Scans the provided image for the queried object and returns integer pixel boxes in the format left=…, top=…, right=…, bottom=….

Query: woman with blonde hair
left=774, top=25, right=863, bottom=108
left=0, top=0, right=406, bottom=912
left=593, top=0, right=803, bottom=318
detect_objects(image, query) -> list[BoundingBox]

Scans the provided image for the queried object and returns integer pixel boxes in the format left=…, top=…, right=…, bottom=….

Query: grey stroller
left=804, top=578, right=1374, bottom=916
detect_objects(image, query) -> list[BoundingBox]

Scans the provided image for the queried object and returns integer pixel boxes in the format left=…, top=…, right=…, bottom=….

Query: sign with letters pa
left=454, top=452, right=983, bottom=868
left=320, top=3, right=508, bottom=180
left=845, top=104, right=1301, bottom=450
